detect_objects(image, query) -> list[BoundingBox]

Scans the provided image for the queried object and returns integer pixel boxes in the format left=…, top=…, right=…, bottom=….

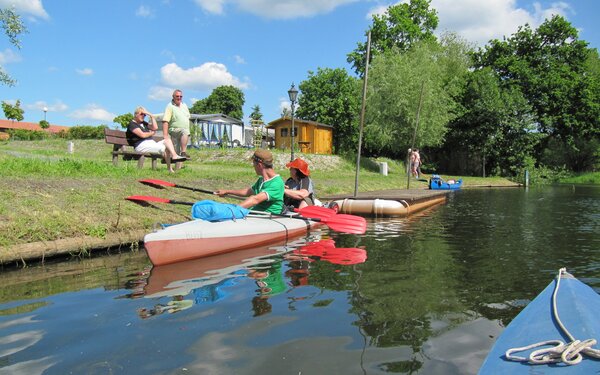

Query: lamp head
left=288, top=83, right=298, bottom=102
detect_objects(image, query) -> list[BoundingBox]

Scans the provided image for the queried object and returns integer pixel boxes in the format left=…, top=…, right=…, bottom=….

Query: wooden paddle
left=125, top=195, right=367, bottom=234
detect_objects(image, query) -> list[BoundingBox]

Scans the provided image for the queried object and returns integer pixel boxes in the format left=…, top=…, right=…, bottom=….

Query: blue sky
left=1, top=0, right=598, bottom=127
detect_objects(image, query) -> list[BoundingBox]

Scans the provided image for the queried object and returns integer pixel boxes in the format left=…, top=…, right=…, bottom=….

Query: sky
left=0, top=0, right=599, bottom=127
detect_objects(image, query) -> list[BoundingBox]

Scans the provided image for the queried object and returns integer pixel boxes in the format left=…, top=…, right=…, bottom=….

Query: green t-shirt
left=251, top=175, right=284, bottom=214
left=163, top=102, right=190, bottom=130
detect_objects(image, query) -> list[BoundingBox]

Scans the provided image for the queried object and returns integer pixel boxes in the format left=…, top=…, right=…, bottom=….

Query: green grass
left=0, top=139, right=522, bottom=249
left=559, top=172, right=600, bottom=184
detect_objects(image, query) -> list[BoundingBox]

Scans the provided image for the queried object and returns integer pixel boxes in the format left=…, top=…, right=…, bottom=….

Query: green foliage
left=0, top=7, right=27, bottom=86
left=113, top=113, right=134, bottom=129
left=559, top=172, right=600, bottom=184
left=249, top=105, right=263, bottom=121
left=347, top=0, right=438, bottom=76
left=67, top=125, right=107, bottom=139
left=514, top=156, right=571, bottom=185
left=473, top=15, right=600, bottom=171
left=365, top=35, right=470, bottom=158
left=442, top=67, right=538, bottom=176
left=7, top=129, right=49, bottom=140
left=2, top=100, right=24, bottom=122
left=297, top=67, right=361, bottom=154
left=39, top=120, right=50, bottom=129
left=190, top=85, right=245, bottom=120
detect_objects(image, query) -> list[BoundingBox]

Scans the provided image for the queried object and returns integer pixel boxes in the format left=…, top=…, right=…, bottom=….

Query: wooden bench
left=104, top=128, right=183, bottom=170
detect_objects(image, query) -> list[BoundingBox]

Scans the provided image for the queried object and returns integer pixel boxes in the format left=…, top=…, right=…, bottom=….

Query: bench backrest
left=104, top=127, right=163, bottom=145
left=104, top=128, right=129, bottom=145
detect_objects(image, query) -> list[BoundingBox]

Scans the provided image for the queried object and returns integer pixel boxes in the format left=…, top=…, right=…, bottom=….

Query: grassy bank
left=1, top=139, right=519, bottom=255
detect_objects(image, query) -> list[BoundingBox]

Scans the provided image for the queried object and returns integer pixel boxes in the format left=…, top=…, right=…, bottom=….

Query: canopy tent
left=190, top=114, right=243, bottom=147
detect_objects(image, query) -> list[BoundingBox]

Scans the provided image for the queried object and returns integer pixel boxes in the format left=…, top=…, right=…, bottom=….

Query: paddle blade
left=139, top=179, right=176, bottom=188
left=296, top=240, right=367, bottom=265
left=320, top=214, right=367, bottom=234
left=296, top=205, right=337, bottom=219
left=127, top=195, right=172, bottom=203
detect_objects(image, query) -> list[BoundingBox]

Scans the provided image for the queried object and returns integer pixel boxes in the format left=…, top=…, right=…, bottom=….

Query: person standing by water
left=284, top=157, right=315, bottom=210
left=215, top=149, right=284, bottom=214
left=161, top=89, right=191, bottom=160
left=410, top=148, right=421, bottom=178
left=126, top=106, right=185, bottom=173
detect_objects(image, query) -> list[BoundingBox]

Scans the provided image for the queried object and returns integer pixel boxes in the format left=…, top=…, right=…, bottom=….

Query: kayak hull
left=479, top=271, right=600, bottom=374
left=144, top=215, right=317, bottom=266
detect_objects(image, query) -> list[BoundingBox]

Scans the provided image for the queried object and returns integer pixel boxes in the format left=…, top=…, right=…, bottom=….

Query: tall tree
left=190, top=85, right=245, bottom=120
left=347, top=0, right=438, bottom=76
left=472, top=15, right=600, bottom=171
left=443, top=68, right=537, bottom=176
left=296, top=67, right=361, bottom=154
left=250, top=104, right=263, bottom=122
left=2, top=100, right=24, bottom=123
left=364, top=34, right=470, bottom=158
left=0, top=7, right=27, bottom=86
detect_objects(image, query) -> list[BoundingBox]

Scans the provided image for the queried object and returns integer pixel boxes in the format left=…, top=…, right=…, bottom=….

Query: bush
left=66, top=125, right=107, bottom=139
left=7, top=129, right=49, bottom=140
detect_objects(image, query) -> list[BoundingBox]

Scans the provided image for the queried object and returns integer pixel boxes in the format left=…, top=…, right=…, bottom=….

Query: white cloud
left=69, top=104, right=115, bottom=123
left=135, top=5, right=154, bottom=18
left=0, top=48, right=21, bottom=64
left=76, top=68, right=93, bottom=76
left=193, top=0, right=357, bottom=19
left=26, top=100, right=68, bottom=112
left=365, top=0, right=574, bottom=47
left=148, top=85, right=175, bottom=101
left=0, top=0, right=49, bottom=20
left=234, top=55, right=246, bottom=64
left=194, top=0, right=226, bottom=14
left=160, top=62, right=249, bottom=90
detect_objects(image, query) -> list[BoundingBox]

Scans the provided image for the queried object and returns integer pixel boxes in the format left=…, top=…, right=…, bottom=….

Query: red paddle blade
left=295, top=241, right=367, bottom=265
left=139, top=179, right=176, bottom=187
left=296, top=205, right=337, bottom=219
left=126, top=195, right=172, bottom=203
left=320, top=214, right=367, bottom=234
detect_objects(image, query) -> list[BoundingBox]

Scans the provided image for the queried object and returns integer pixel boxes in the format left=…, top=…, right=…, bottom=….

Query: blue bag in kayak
left=191, top=200, right=249, bottom=221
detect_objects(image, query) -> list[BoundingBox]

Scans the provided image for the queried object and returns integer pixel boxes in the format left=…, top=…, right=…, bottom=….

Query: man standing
left=215, top=149, right=284, bottom=214
left=162, top=89, right=191, bottom=159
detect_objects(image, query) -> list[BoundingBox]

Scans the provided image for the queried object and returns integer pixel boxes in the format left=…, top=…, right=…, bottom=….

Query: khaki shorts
left=169, top=128, right=190, bottom=154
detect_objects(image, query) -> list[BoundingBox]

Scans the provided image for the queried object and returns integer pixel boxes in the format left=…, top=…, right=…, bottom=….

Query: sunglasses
left=174, top=95, right=183, bottom=98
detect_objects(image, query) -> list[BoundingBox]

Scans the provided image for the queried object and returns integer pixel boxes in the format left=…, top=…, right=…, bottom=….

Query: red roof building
left=0, top=119, right=69, bottom=134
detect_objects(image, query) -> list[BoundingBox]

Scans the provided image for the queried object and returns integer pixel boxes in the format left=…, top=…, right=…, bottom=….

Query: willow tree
left=364, top=34, right=471, bottom=158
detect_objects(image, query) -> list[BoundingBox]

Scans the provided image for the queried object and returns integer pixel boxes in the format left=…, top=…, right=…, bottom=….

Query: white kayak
left=144, top=214, right=320, bottom=266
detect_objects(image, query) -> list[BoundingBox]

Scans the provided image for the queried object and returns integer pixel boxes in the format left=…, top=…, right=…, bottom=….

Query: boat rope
left=505, top=268, right=600, bottom=366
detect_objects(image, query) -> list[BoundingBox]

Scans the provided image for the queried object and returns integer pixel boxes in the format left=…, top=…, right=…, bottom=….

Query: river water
left=0, top=185, right=598, bottom=374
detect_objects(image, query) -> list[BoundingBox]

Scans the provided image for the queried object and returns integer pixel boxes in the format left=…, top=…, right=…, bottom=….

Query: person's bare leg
left=164, top=139, right=182, bottom=159
left=180, top=133, right=189, bottom=154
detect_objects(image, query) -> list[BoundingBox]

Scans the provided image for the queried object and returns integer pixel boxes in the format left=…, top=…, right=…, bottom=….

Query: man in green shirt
left=215, top=149, right=284, bottom=214
left=162, top=89, right=191, bottom=159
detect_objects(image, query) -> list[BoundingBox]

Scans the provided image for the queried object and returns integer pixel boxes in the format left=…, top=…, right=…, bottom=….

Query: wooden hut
left=266, top=117, right=333, bottom=155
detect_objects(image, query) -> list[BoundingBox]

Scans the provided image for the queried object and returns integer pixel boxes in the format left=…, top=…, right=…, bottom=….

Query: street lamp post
left=43, top=107, right=48, bottom=122
left=287, top=83, right=298, bottom=161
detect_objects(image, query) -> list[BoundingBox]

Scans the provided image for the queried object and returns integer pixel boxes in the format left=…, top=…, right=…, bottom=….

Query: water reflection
left=0, top=185, right=598, bottom=374
left=132, top=233, right=369, bottom=320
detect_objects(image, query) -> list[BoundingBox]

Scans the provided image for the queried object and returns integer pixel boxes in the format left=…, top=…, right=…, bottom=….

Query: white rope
left=505, top=268, right=600, bottom=366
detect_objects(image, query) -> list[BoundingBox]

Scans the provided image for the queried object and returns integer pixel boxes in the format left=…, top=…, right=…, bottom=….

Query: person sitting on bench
left=126, top=106, right=185, bottom=173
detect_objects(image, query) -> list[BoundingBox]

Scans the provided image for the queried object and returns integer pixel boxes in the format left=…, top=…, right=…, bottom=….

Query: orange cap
left=286, top=158, right=310, bottom=176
